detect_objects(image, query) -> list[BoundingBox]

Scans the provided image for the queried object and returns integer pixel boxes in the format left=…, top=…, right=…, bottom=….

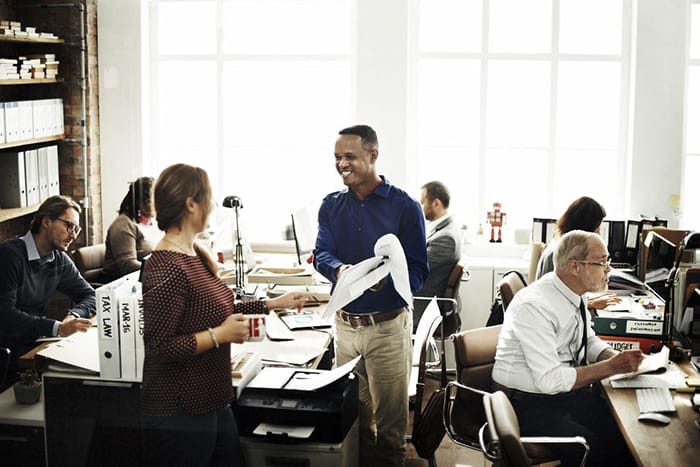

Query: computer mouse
left=638, top=412, right=671, bottom=425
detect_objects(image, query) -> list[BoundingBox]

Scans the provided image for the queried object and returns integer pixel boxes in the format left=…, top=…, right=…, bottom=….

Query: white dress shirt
left=492, top=272, right=609, bottom=394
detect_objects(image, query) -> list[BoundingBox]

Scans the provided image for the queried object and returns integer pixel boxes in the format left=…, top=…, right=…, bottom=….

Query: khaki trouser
left=335, top=308, right=411, bottom=467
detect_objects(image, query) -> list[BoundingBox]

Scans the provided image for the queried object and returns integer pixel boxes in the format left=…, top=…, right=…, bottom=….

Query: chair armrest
left=443, top=381, right=489, bottom=450
left=478, top=422, right=499, bottom=461
left=521, top=436, right=589, bottom=467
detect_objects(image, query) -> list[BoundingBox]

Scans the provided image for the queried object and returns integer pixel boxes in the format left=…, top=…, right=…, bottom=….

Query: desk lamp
left=223, top=195, right=246, bottom=293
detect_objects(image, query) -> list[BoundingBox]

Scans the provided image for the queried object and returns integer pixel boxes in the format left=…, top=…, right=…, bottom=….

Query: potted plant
left=13, top=369, right=42, bottom=405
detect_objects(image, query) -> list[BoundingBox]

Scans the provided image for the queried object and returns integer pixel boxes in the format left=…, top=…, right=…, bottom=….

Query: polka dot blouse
left=140, top=250, right=264, bottom=416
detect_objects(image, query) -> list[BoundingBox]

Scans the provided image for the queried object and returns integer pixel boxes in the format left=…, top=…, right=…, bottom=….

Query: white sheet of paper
left=245, top=355, right=360, bottom=391
left=37, top=326, right=100, bottom=373
left=609, top=365, right=686, bottom=388
left=609, top=346, right=669, bottom=381
left=284, top=356, right=361, bottom=391
left=324, top=233, right=412, bottom=318
left=253, top=423, right=315, bottom=439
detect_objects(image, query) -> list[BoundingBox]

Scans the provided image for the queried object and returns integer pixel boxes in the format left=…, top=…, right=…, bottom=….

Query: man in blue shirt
left=0, top=196, right=94, bottom=388
left=314, top=124, right=428, bottom=467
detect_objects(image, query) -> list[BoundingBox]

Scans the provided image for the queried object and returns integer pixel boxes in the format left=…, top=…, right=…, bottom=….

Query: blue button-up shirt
left=314, top=176, right=428, bottom=313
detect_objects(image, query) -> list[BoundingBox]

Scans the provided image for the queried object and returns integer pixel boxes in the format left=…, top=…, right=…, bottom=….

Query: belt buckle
left=349, top=315, right=366, bottom=328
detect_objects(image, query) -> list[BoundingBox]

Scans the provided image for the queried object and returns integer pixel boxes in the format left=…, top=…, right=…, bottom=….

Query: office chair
left=445, top=324, right=502, bottom=450
left=72, top=243, right=107, bottom=287
left=497, top=270, right=528, bottom=312
left=440, top=262, right=467, bottom=336
left=528, top=242, right=545, bottom=284
left=409, top=298, right=443, bottom=401
left=408, top=298, right=444, bottom=467
left=480, top=391, right=589, bottom=467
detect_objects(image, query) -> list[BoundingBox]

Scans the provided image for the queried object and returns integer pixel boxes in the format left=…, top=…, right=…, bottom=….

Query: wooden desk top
left=602, top=361, right=700, bottom=467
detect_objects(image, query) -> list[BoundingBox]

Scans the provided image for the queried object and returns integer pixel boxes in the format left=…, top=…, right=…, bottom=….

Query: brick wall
left=0, top=0, right=101, bottom=246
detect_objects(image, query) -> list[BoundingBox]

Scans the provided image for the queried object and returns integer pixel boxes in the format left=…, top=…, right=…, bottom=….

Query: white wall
left=97, top=0, right=144, bottom=235
left=628, top=0, right=687, bottom=227
left=97, top=1, right=691, bottom=230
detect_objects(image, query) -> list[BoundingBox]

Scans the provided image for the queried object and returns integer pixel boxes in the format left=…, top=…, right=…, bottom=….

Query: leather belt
left=337, top=308, right=404, bottom=328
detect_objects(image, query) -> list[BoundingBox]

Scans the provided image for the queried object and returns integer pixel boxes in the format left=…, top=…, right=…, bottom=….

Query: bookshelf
left=0, top=17, right=74, bottom=240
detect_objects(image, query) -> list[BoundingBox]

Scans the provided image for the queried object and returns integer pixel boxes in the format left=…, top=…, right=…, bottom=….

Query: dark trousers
left=510, top=386, right=635, bottom=467
left=142, top=405, right=245, bottom=467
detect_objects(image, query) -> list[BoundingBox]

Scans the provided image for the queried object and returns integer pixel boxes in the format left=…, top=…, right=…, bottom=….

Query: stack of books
left=0, top=20, right=60, bottom=40
left=0, top=58, right=18, bottom=80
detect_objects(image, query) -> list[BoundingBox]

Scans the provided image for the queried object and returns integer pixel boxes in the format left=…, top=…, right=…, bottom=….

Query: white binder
left=134, top=294, right=145, bottom=382
left=24, top=149, right=40, bottom=205
left=4, top=101, right=20, bottom=142
left=37, top=146, right=50, bottom=200
left=0, top=151, right=27, bottom=208
left=18, top=100, right=34, bottom=141
left=0, top=104, right=5, bottom=143
left=117, top=282, right=142, bottom=381
left=97, top=273, right=139, bottom=379
left=47, top=145, right=60, bottom=196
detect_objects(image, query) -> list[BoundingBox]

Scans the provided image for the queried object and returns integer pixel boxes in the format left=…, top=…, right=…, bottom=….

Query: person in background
left=493, top=230, right=642, bottom=467
left=0, top=196, right=94, bottom=389
left=412, top=180, right=462, bottom=332
left=103, top=176, right=155, bottom=282
left=535, top=196, right=619, bottom=310
left=140, top=163, right=307, bottom=467
left=314, top=125, right=429, bottom=467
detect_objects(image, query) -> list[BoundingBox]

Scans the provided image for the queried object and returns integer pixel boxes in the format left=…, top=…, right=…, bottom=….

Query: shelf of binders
left=0, top=202, right=42, bottom=223
left=0, top=133, right=63, bottom=150
left=0, top=77, right=63, bottom=85
left=0, top=36, right=63, bottom=44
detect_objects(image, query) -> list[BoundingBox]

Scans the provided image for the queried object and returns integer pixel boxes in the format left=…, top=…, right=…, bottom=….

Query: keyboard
left=636, top=387, right=676, bottom=413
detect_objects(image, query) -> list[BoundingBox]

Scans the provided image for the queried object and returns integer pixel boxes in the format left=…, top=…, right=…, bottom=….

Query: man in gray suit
left=413, top=181, right=462, bottom=331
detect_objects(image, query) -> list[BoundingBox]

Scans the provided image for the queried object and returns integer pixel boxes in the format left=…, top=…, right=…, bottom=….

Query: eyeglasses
left=577, top=258, right=611, bottom=269
left=55, top=217, right=82, bottom=236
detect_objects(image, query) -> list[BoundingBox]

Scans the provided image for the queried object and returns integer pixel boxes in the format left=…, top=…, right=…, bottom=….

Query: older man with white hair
left=492, top=230, right=643, bottom=467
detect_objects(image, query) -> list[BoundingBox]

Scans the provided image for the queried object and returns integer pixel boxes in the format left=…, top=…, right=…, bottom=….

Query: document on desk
left=609, top=345, right=670, bottom=381
left=246, top=355, right=361, bottom=391
left=324, top=233, right=411, bottom=319
left=37, top=326, right=100, bottom=373
left=231, top=340, right=325, bottom=366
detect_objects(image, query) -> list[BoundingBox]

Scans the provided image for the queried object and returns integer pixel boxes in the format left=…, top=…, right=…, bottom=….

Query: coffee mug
left=248, top=315, right=266, bottom=341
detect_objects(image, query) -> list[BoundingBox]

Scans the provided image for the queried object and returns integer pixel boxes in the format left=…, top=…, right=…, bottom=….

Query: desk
left=0, top=386, right=45, bottom=467
left=602, top=361, right=700, bottom=467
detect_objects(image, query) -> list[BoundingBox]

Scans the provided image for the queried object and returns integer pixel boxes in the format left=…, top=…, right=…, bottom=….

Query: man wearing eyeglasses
left=0, top=195, right=94, bottom=388
left=492, top=230, right=643, bottom=467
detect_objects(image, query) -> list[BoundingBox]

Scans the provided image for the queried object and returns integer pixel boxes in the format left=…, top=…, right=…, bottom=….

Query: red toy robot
left=487, top=202, right=506, bottom=243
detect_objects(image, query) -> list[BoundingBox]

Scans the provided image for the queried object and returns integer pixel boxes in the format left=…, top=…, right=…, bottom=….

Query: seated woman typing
left=103, top=176, right=155, bottom=282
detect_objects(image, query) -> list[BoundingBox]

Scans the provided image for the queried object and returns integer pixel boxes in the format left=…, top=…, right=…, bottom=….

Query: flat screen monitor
left=643, top=232, right=677, bottom=300
left=291, top=205, right=317, bottom=266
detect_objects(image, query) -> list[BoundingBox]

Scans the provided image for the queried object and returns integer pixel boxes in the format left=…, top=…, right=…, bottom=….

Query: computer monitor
left=643, top=231, right=678, bottom=301
left=291, top=206, right=317, bottom=266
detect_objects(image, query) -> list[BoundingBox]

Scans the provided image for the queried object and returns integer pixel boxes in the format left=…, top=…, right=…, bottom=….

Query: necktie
left=576, top=299, right=588, bottom=366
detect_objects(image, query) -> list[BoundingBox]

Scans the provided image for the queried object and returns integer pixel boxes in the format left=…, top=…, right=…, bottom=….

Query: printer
left=233, top=372, right=358, bottom=444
